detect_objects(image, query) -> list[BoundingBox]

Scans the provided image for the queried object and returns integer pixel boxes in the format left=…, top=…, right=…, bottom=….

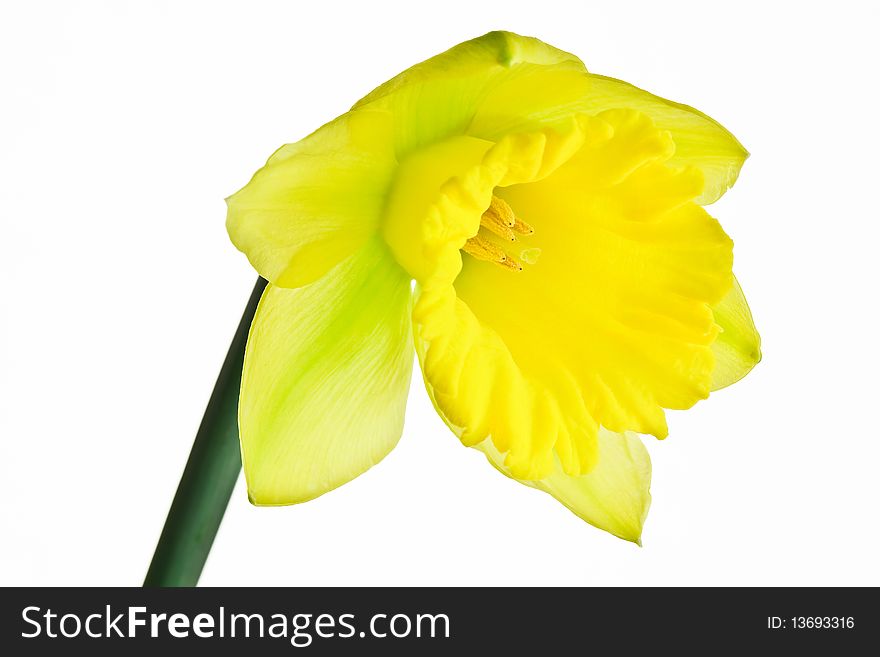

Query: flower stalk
left=144, top=277, right=266, bottom=587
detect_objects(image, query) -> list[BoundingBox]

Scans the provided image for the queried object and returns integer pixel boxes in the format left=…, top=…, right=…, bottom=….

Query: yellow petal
left=239, top=238, right=413, bottom=505
left=414, top=110, right=733, bottom=480
left=711, top=276, right=762, bottom=390
left=226, top=109, right=397, bottom=288
left=581, top=74, right=749, bottom=205
left=354, top=31, right=591, bottom=158
left=477, top=429, right=651, bottom=544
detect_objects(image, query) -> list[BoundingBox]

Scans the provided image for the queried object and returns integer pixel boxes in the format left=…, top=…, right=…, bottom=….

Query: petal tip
left=749, top=346, right=763, bottom=366
left=246, top=488, right=263, bottom=506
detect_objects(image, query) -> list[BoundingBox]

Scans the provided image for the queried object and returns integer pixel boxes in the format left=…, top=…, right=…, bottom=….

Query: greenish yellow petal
left=356, top=31, right=582, bottom=109
left=581, top=74, right=749, bottom=205
left=354, top=31, right=590, bottom=158
left=476, top=429, right=651, bottom=544
left=239, top=238, right=413, bottom=505
left=711, top=276, right=762, bottom=390
left=226, top=109, right=397, bottom=289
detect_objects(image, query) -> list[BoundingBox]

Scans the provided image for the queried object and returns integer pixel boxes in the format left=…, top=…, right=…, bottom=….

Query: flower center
left=463, top=195, right=538, bottom=271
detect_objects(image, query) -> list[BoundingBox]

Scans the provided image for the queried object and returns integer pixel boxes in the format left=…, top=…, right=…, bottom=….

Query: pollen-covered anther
left=498, top=254, right=523, bottom=271
left=463, top=195, right=535, bottom=271
left=462, top=234, right=508, bottom=264
left=512, top=217, right=534, bottom=236
left=481, top=196, right=517, bottom=241
left=485, top=195, right=517, bottom=227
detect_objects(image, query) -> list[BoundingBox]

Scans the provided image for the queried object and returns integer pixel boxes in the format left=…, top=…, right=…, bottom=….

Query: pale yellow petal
left=226, top=109, right=397, bottom=288
left=477, top=429, right=651, bottom=544
left=354, top=31, right=590, bottom=158
left=581, top=74, right=749, bottom=205
left=240, top=239, right=413, bottom=504
left=711, top=276, right=762, bottom=390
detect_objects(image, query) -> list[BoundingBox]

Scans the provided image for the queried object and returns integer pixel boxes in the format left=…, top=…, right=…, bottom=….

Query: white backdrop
left=2, top=0, right=878, bottom=586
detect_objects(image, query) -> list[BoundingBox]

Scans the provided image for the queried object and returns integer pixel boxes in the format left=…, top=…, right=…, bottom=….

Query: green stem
left=144, top=277, right=267, bottom=587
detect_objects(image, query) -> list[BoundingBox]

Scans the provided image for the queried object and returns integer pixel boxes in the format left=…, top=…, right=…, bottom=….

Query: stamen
left=480, top=209, right=517, bottom=242
left=511, top=217, right=534, bottom=236
left=463, top=195, right=537, bottom=272
left=484, top=196, right=516, bottom=227
left=498, top=254, right=523, bottom=271
left=462, top=234, right=508, bottom=264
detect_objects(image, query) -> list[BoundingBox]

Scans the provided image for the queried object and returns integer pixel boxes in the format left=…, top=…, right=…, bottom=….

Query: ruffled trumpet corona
left=226, top=31, right=761, bottom=543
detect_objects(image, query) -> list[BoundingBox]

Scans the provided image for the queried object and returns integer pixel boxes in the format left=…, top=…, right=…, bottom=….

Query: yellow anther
left=462, top=234, right=508, bottom=263
left=463, top=195, right=536, bottom=272
left=512, top=217, right=534, bottom=236
left=480, top=207, right=517, bottom=242
left=498, top=254, right=524, bottom=271
left=485, top=195, right=516, bottom=227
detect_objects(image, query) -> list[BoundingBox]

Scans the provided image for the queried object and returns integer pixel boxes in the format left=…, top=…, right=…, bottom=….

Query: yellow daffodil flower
left=226, top=31, right=760, bottom=543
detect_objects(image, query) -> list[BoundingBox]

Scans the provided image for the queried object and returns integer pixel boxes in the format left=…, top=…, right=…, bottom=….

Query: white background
left=2, top=0, right=878, bottom=586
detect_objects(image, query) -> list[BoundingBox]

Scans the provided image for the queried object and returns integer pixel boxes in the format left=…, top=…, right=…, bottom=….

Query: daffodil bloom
left=226, top=31, right=760, bottom=543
